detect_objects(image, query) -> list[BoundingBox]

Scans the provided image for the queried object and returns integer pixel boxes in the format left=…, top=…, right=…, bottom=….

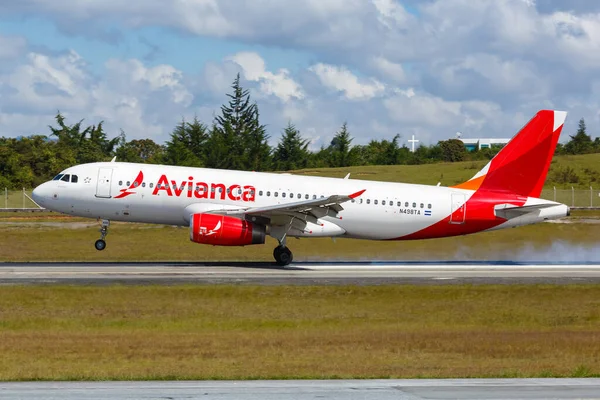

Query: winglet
left=344, top=173, right=351, bottom=180
left=110, top=156, right=117, bottom=162
left=349, top=189, right=366, bottom=199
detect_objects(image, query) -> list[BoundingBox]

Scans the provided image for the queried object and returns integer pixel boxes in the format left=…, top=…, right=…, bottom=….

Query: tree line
left=1, top=74, right=599, bottom=189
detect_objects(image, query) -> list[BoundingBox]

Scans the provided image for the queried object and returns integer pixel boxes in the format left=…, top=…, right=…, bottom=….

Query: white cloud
left=370, top=56, right=407, bottom=83
left=0, top=35, right=27, bottom=59
left=4, top=0, right=600, bottom=147
left=309, top=63, right=385, bottom=100
left=227, top=52, right=304, bottom=102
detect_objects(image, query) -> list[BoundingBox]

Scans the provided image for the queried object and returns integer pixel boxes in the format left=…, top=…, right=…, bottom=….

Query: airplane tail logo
left=453, top=110, right=567, bottom=198
left=114, top=171, right=144, bottom=199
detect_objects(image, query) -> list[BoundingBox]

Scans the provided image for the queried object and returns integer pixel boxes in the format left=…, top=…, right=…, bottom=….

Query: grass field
left=0, top=214, right=599, bottom=262
left=291, top=153, right=600, bottom=189
left=0, top=284, right=598, bottom=380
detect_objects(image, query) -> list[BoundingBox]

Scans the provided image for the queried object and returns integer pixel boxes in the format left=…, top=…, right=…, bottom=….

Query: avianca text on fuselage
left=151, top=174, right=256, bottom=202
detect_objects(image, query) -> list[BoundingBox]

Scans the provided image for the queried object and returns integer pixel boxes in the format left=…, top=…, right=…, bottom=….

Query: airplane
left=32, top=110, right=569, bottom=266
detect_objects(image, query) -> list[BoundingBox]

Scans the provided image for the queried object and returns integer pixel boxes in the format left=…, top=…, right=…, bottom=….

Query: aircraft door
left=450, top=193, right=466, bottom=224
left=96, top=168, right=114, bottom=198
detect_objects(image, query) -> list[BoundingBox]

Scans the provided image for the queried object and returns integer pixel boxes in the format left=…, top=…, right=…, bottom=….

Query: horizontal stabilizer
left=494, top=203, right=555, bottom=220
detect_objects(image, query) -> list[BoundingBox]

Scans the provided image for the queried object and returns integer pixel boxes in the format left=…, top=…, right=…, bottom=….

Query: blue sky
left=1, top=0, right=599, bottom=148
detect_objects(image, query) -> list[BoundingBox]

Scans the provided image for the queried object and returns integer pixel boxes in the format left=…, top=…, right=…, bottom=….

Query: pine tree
left=163, top=117, right=207, bottom=167
left=328, top=122, right=355, bottom=167
left=565, top=118, right=592, bottom=155
left=213, top=74, right=271, bottom=170
left=244, top=106, right=272, bottom=171
left=273, top=122, right=310, bottom=171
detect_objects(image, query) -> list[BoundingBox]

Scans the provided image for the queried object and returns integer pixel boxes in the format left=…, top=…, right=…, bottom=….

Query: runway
left=1, top=261, right=600, bottom=285
left=2, top=379, right=600, bottom=399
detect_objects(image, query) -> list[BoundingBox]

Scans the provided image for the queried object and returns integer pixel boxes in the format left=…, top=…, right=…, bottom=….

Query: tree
left=564, top=118, right=592, bottom=155
left=213, top=73, right=271, bottom=170
left=438, top=139, right=467, bottom=162
left=328, top=122, right=356, bottom=167
left=115, top=133, right=164, bottom=164
left=272, top=122, right=310, bottom=171
left=362, top=134, right=402, bottom=165
left=163, top=117, right=208, bottom=167
left=48, top=112, right=118, bottom=164
left=243, top=106, right=272, bottom=171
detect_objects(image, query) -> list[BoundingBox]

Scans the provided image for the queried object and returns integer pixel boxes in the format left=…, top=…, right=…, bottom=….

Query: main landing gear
left=94, top=219, right=110, bottom=251
left=273, top=245, right=293, bottom=266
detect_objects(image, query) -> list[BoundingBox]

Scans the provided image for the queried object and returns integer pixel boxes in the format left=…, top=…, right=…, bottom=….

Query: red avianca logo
left=114, top=171, right=143, bottom=199
left=114, top=171, right=257, bottom=202
left=152, top=174, right=256, bottom=202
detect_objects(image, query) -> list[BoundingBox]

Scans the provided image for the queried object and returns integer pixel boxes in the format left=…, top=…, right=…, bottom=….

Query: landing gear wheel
left=95, top=219, right=110, bottom=251
left=273, top=245, right=293, bottom=266
left=95, top=239, right=106, bottom=251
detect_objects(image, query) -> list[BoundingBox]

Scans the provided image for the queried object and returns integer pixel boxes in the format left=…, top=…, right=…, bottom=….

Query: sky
left=1, top=0, right=599, bottom=149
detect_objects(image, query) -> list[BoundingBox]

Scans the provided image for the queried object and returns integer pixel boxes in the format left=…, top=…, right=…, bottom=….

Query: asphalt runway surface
left=1, top=261, right=600, bottom=285
left=2, top=379, right=600, bottom=399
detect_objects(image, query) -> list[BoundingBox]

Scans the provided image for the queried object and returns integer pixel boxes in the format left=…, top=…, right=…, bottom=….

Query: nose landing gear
left=94, top=219, right=110, bottom=251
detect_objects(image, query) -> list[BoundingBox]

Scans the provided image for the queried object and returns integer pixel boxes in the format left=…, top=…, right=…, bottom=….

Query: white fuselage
left=32, top=162, right=567, bottom=241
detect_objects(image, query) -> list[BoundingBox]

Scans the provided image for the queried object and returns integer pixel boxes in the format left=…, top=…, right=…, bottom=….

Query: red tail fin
left=453, top=110, right=567, bottom=198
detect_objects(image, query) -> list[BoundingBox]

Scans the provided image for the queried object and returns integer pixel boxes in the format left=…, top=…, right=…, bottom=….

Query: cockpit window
left=60, top=174, right=70, bottom=182
left=53, top=174, right=64, bottom=181
left=71, top=175, right=78, bottom=183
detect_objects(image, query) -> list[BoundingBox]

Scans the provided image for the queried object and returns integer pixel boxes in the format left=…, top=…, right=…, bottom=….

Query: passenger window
left=420, top=203, right=424, bottom=208
left=428, top=204, right=432, bottom=209
left=367, top=199, right=371, bottom=204
left=133, top=181, right=138, bottom=187
left=282, top=193, right=286, bottom=198
left=275, top=192, right=279, bottom=197
left=305, top=194, right=309, bottom=199
left=412, top=202, right=416, bottom=207
left=267, top=191, right=271, bottom=197
left=127, top=181, right=132, bottom=187
left=382, top=200, right=386, bottom=205
left=142, top=182, right=146, bottom=188
left=397, top=201, right=401, bottom=206
left=313, top=195, right=317, bottom=199
left=61, top=174, right=70, bottom=182
left=149, top=183, right=154, bottom=188
left=118, top=181, right=123, bottom=186
left=71, top=175, right=78, bottom=183
left=359, top=199, right=363, bottom=204
left=405, top=202, right=409, bottom=207
left=259, top=190, right=263, bottom=196
left=297, top=194, right=301, bottom=199
left=374, top=200, right=378, bottom=205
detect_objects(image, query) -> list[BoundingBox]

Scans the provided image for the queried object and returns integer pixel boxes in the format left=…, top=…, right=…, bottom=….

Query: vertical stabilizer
left=453, top=110, right=566, bottom=198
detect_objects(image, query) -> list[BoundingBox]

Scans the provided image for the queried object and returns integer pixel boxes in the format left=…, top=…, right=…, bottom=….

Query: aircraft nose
left=32, top=182, right=51, bottom=207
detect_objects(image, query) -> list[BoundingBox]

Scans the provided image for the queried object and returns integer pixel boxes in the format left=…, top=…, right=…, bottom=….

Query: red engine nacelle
left=189, top=213, right=266, bottom=246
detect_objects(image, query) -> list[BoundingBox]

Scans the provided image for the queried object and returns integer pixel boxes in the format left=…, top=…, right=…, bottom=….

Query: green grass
left=0, top=284, right=598, bottom=380
left=0, top=217, right=598, bottom=262
left=1, top=189, right=38, bottom=209
left=292, top=153, right=600, bottom=189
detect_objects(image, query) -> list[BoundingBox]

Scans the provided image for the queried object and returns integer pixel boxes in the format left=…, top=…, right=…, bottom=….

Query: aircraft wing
left=216, top=189, right=366, bottom=225
left=494, top=203, right=557, bottom=220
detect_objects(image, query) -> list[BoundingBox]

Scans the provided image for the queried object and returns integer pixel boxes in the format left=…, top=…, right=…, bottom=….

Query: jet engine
left=189, top=213, right=266, bottom=246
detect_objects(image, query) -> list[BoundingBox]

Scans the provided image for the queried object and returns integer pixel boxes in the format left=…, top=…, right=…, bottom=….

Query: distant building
left=458, top=138, right=511, bottom=151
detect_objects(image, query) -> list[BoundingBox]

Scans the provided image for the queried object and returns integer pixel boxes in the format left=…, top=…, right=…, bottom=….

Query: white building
left=459, top=138, right=510, bottom=151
